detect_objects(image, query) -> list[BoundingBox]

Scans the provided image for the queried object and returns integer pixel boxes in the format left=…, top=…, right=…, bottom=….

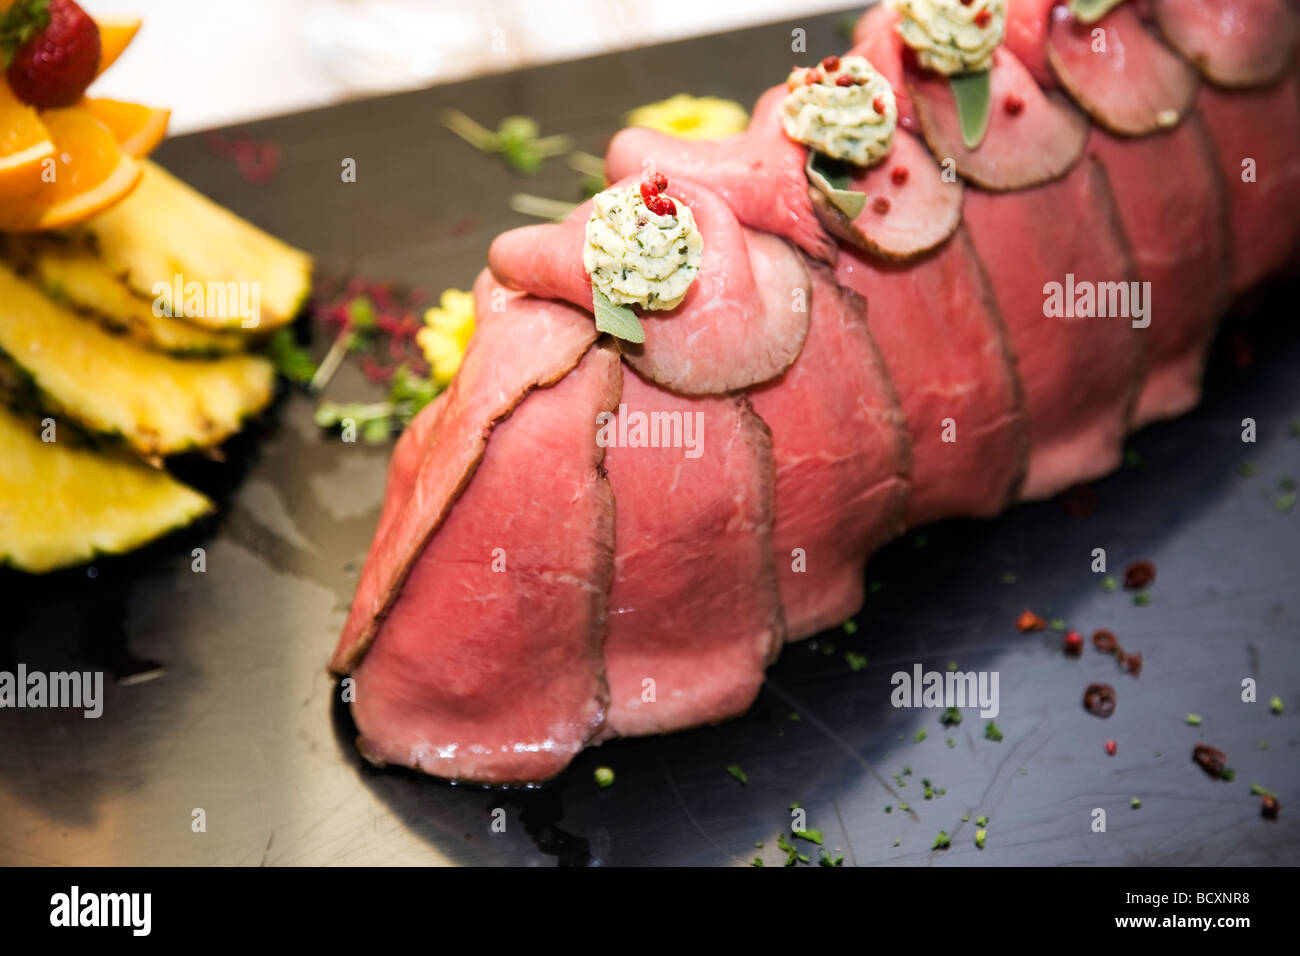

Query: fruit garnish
left=2, top=0, right=101, bottom=110
left=0, top=106, right=139, bottom=231
left=80, top=96, right=170, bottom=157
left=91, top=15, right=139, bottom=78
left=0, top=74, right=54, bottom=197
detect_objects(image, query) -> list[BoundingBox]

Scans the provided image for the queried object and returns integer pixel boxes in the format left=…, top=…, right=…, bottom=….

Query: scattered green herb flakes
left=922, top=779, right=934, bottom=800
left=818, top=849, right=844, bottom=867
left=1133, top=592, right=1151, bottom=606
left=593, top=766, right=615, bottom=789
left=1102, top=575, right=1118, bottom=592
left=946, top=737, right=955, bottom=749
left=1221, top=767, right=1236, bottom=782
left=898, top=802, right=911, bottom=812
left=961, top=814, right=969, bottom=822
left=842, top=619, right=859, bottom=635
left=846, top=651, right=868, bottom=672
left=754, top=841, right=764, bottom=848
left=787, top=711, right=802, bottom=722
left=821, top=642, right=837, bottom=657
left=932, top=830, right=951, bottom=850
left=725, top=764, right=748, bottom=786
left=1238, top=460, right=1258, bottom=477
left=1251, top=784, right=1278, bottom=799
left=885, top=805, right=893, bottom=814
left=1271, top=696, right=1283, bottom=714
left=751, top=857, right=764, bottom=867
left=267, top=328, right=317, bottom=387
left=776, top=833, right=802, bottom=866
left=1018, top=767, right=1028, bottom=776
left=1050, top=618, right=1066, bottom=632
left=975, top=829, right=987, bottom=849
left=893, top=840, right=900, bottom=847
left=984, top=721, right=1004, bottom=742
left=789, top=802, right=801, bottom=810
left=1280, top=476, right=1298, bottom=492
left=794, top=829, right=824, bottom=846
left=940, top=706, right=962, bottom=727
left=1258, top=740, right=1269, bottom=751
left=975, top=815, right=988, bottom=828
left=1277, top=492, right=1295, bottom=514
left=947, top=661, right=958, bottom=672
left=441, top=110, right=571, bottom=175
left=914, top=728, right=928, bottom=743
left=1186, top=713, right=1203, bottom=727
left=1131, top=797, right=1142, bottom=809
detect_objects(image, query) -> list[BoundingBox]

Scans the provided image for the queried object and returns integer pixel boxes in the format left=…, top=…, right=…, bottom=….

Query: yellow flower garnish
left=417, top=288, right=475, bottom=386
left=624, top=94, right=749, bottom=140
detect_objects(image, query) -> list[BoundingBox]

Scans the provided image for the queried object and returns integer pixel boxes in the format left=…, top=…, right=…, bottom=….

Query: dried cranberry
left=872, top=196, right=891, bottom=215
left=836, top=74, right=856, bottom=87
left=975, top=9, right=992, bottom=27
left=1017, top=610, right=1046, bottom=633
left=1083, top=683, right=1117, bottom=718
left=1004, top=94, right=1024, bottom=116
left=1092, top=630, right=1119, bottom=654
left=1124, top=560, right=1155, bottom=590
left=872, top=95, right=887, bottom=114
left=1104, top=740, right=1117, bottom=756
left=821, top=55, right=840, bottom=71
left=1192, top=744, right=1227, bottom=778
left=1262, top=795, right=1280, bottom=819
left=1120, top=652, right=1142, bottom=678
left=891, top=166, right=909, bottom=186
left=1064, top=631, right=1084, bottom=656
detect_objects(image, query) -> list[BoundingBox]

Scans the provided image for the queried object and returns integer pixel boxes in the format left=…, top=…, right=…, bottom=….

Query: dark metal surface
left=1, top=10, right=1297, bottom=866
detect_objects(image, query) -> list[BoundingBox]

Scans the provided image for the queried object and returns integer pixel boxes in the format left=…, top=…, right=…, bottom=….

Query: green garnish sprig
left=442, top=110, right=572, bottom=175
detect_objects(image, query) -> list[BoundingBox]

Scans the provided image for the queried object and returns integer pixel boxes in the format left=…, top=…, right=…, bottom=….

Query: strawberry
left=1, top=0, right=101, bottom=110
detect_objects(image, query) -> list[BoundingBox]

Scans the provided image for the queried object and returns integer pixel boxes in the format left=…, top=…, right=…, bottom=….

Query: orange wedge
left=80, top=98, right=170, bottom=157
left=94, top=17, right=143, bottom=78
left=0, top=107, right=141, bottom=232
left=0, top=82, right=56, bottom=199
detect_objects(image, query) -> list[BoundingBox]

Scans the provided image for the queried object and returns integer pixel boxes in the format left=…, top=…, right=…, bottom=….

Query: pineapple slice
left=79, top=160, right=313, bottom=331
left=1, top=236, right=247, bottom=356
left=0, top=404, right=212, bottom=574
left=0, top=262, right=275, bottom=457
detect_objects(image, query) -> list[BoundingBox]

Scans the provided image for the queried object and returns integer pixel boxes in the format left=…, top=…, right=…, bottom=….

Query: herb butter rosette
left=889, top=0, right=1006, bottom=76
left=782, top=55, right=898, bottom=167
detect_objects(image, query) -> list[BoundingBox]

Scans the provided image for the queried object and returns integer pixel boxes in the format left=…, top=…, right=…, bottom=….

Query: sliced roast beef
left=837, top=229, right=1027, bottom=525
left=348, top=344, right=621, bottom=784
left=330, top=281, right=599, bottom=672
left=962, top=157, right=1142, bottom=500
left=910, top=47, right=1090, bottom=191
left=808, top=127, right=964, bottom=261
left=1155, top=0, right=1299, bottom=87
left=488, top=177, right=811, bottom=395
left=748, top=261, right=911, bottom=640
left=600, top=371, right=784, bottom=737
left=850, top=3, right=921, bottom=132
left=1198, top=73, right=1300, bottom=293
left=1087, top=118, right=1231, bottom=426
left=1004, top=0, right=1058, bottom=89
left=1048, top=3, right=1200, bottom=135
left=605, top=86, right=837, bottom=263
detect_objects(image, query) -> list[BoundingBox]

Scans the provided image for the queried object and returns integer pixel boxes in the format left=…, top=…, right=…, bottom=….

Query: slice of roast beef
left=330, top=279, right=599, bottom=673
left=604, top=85, right=838, bottom=264
left=1087, top=118, right=1231, bottom=426
left=850, top=3, right=922, bottom=132
left=1004, top=0, right=1059, bottom=89
left=808, top=127, right=964, bottom=261
left=599, top=371, right=784, bottom=737
left=1048, top=3, right=1200, bottom=136
left=837, top=229, right=1027, bottom=525
left=1197, top=73, right=1300, bottom=294
left=748, top=261, right=911, bottom=641
left=487, top=177, right=812, bottom=395
left=962, top=157, right=1142, bottom=500
left=1154, top=0, right=1299, bottom=87
left=349, top=343, right=622, bottom=785
left=910, top=47, right=1090, bottom=191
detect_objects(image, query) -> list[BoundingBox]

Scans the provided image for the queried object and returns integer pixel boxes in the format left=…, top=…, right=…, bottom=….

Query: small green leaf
left=591, top=286, right=646, bottom=344
left=1070, top=0, right=1126, bottom=25
left=950, top=70, right=992, bottom=150
left=725, top=764, right=748, bottom=786
left=805, top=152, right=867, bottom=220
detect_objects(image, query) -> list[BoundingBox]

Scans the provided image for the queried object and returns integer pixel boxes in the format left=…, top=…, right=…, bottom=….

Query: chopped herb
left=903, top=766, right=912, bottom=777
left=984, top=721, right=1004, bottom=742
left=842, top=619, right=858, bottom=635
left=818, top=849, right=844, bottom=867
left=821, top=642, right=836, bottom=657
left=932, top=830, right=951, bottom=850
left=751, top=857, right=764, bottom=867
left=1018, top=767, right=1028, bottom=776
left=962, top=814, right=969, bottom=822
left=787, top=711, right=802, bottom=722
left=893, top=840, right=900, bottom=848
left=1221, top=767, right=1236, bottom=781
left=754, top=841, right=764, bottom=848
left=975, top=815, right=988, bottom=828
left=1132, top=592, right=1150, bottom=606
left=975, top=828, right=987, bottom=849
left=845, top=651, right=868, bottom=672
left=1131, top=797, right=1142, bottom=809
left=946, top=737, right=955, bottom=749
left=914, top=728, right=928, bottom=743
left=947, top=661, right=958, bottom=672
left=789, top=802, right=801, bottom=810
left=593, top=766, right=615, bottom=788
left=940, top=706, right=962, bottom=727
left=1238, top=460, right=1259, bottom=477
left=1251, top=784, right=1278, bottom=799
left=794, top=829, right=824, bottom=846
left=1277, top=492, right=1295, bottom=514
left=776, top=833, right=800, bottom=866
left=898, top=802, right=911, bottom=812
left=1280, top=476, right=1297, bottom=492
left=885, top=805, right=892, bottom=813
left=1186, top=713, right=1203, bottom=726
left=442, top=110, right=571, bottom=175
left=1271, top=696, right=1283, bottom=714
left=1102, top=575, right=1118, bottom=592
left=1050, top=618, right=1066, bottom=632
left=893, top=773, right=906, bottom=787
left=725, top=764, right=748, bottom=786
left=267, top=328, right=318, bottom=387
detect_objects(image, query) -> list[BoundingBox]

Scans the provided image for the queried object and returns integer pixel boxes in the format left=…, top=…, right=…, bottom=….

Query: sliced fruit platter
left=0, top=0, right=311, bottom=572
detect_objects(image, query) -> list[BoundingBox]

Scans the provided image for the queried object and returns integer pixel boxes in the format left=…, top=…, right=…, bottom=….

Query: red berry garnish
left=646, top=195, right=676, bottom=217
left=648, top=172, right=668, bottom=193
left=872, top=95, right=887, bottom=114
left=872, top=196, right=890, bottom=215
left=891, top=166, right=909, bottom=186
left=3, top=0, right=101, bottom=110
left=836, top=74, right=855, bottom=87
left=1064, top=631, right=1083, bottom=656
left=804, top=69, right=821, bottom=86
left=1017, top=610, right=1046, bottom=632
left=640, top=181, right=659, bottom=203
left=975, top=9, right=992, bottom=27
left=1104, top=740, right=1117, bottom=756
left=821, top=55, right=840, bottom=71
left=1004, top=94, right=1024, bottom=116
left=1261, top=795, right=1280, bottom=819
